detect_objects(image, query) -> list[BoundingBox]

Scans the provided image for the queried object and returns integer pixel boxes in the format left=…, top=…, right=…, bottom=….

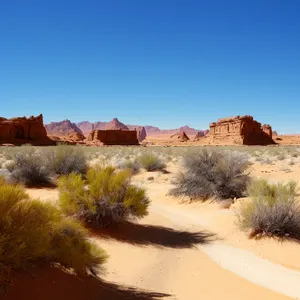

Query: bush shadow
left=4, top=267, right=171, bottom=300
left=91, top=221, right=217, bottom=249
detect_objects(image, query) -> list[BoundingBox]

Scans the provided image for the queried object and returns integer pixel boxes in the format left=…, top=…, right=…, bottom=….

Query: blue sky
left=0, top=0, right=299, bottom=133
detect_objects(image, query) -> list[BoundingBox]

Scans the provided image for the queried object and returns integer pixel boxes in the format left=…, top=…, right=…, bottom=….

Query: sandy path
left=150, top=202, right=300, bottom=299
left=99, top=207, right=294, bottom=300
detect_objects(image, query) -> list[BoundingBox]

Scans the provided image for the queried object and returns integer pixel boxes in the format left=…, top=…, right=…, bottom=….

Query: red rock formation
left=127, top=125, right=147, bottom=142
left=208, top=116, right=275, bottom=145
left=87, top=130, right=139, bottom=145
left=171, top=131, right=190, bottom=142
left=144, top=126, right=161, bottom=134
left=105, top=118, right=129, bottom=130
left=262, top=124, right=272, bottom=139
left=45, top=120, right=83, bottom=136
left=76, top=121, right=94, bottom=135
left=0, top=114, right=54, bottom=146
left=67, top=132, right=86, bottom=142
left=194, top=131, right=204, bottom=139
left=272, top=130, right=278, bottom=136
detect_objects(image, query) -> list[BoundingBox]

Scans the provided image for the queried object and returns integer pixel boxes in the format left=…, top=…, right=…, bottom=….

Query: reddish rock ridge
left=0, top=114, right=54, bottom=146
left=76, top=120, right=207, bottom=137
left=144, top=125, right=161, bottom=134
left=170, top=131, right=190, bottom=142
left=145, top=125, right=208, bottom=136
left=77, top=121, right=107, bottom=135
left=87, top=130, right=139, bottom=145
left=208, top=116, right=275, bottom=145
left=45, top=120, right=83, bottom=136
left=105, top=118, right=129, bottom=130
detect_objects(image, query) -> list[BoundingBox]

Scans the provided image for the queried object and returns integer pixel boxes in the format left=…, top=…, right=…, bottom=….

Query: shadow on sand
left=91, top=221, right=216, bottom=249
left=4, top=267, right=171, bottom=300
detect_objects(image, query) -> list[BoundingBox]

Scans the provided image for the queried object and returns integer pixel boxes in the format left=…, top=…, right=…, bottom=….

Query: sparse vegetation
left=170, top=148, right=250, bottom=200
left=46, top=145, right=88, bottom=176
left=58, top=166, right=150, bottom=227
left=237, top=179, right=300, bottom=240
left=0, top=181, right=107, bottom=289
left=118, top=158, right=141, bottom=175
left=8, top=146, right=52, bottom=187
left=138, top=153, right=166, bottom=172
left=277, top=153, right=286, bottom=161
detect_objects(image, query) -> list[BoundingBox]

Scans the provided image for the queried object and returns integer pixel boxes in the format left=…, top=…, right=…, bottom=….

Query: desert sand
left=14, top=154, right=300, bottom=300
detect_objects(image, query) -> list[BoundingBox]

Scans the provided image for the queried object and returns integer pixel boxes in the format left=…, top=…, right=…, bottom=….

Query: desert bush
left=0, top=182, right=106, bottom=288
left=138, top=153, right=166, bottom=172
left=277, top=153, right=286, bottom=161
left=237, top=179, right=300, bottom=240
left=46, top=145, right=88, bottom=176
left=117, top=159, right=140, bottom=175
left=170, top=148, right=250, bottom=200
left=58, top=166, right=150, bottom=227
left=8, top=147, right=52, bottom=187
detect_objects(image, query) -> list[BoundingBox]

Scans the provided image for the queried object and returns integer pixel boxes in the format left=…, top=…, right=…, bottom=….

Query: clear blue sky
left=1, top=0, right=299, bottom=133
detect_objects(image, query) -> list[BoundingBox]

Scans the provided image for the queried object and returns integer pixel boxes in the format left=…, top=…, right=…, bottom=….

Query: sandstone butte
left=77, top=119, right=147, bottom=143
left=0, top=114, right=54, bottom=146
left=87, top=129, right=139, bottom=145
left=207, top=115, right=275, bottom=145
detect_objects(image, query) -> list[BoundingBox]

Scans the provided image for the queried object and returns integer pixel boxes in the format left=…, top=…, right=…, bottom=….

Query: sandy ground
left=21, top=158, right=300, bottom=300
left=144, top=133, right=300, bottom=146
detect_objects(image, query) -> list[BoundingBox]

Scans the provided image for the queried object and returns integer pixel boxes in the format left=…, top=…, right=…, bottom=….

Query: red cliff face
left=262, top=124, right=273, bottom=139
left=208, top=115, right=275, bottom=145
left=87, top=130, right=139, bottom=145
left=127, top=125, right=147, bottom=142
left=0, top=114, right=54, bottom=146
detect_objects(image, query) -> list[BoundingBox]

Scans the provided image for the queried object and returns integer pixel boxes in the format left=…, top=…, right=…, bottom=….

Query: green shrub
left=138, top=153, right=166, bottom=172
left=9, top=147, right=52, bottom=187
left=58, top=166, right=149, bottom=227
left=237, top=179, right=300, bottom=239
left=170, top=148, right=250, bottom=200
left=46, top=145, right=88, bottom=176
left=118, top=159, right=140, bottom=175
left=0, top=182, right=106, bottom=288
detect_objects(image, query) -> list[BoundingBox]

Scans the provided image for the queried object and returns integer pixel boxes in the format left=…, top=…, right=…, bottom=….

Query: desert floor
left=3, top=145, right=300, bottom=300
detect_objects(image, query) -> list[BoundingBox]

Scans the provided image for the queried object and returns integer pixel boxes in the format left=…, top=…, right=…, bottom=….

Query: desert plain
left=1, top=144, right=300, bottom=300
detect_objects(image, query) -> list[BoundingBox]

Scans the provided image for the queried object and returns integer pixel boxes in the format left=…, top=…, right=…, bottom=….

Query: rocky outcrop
left=272, top=130, right=278, bottom=136
left=77, top=121, right=109, bottom=135
left=45, top=120, right=83, bottom=136
left=208, top=116, right=275, bottom=145
left=171, top=131, right=190, bottom=142
left=262, top=124, right=272, bottom=139
left=105, top=118, right=129, bottom=130
left=66, top=132, right=86, bottom=142
left=87, top=130, right=139, bottom=145
left=0, top=114, right=54, bottom=146
left=127, top=125, right=147, bottom=142
left=194, top=130, right=209, bottom=140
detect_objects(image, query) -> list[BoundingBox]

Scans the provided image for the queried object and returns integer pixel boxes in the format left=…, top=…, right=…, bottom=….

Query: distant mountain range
left=45, top=118, right=208, bottom=137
